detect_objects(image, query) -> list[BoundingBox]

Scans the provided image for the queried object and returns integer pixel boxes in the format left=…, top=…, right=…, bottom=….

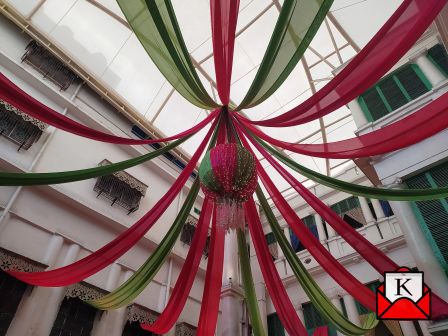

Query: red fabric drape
left=210, top=0, right=240, bottom=105
left=312, top=326, right=329, bottom=336
left=243, top=126, right=448, bottom=319
left=236, top=91, right=448, bottom=158
left=243, top=0, right=446, bottom=127
left=8, top=118, right=218, bottom=287
left=0, top=73, right=218, bottom=144
left=141, top=199, right=213, bottom=334
left=236, top=126, right=376, bottom=310
left=196, top=206, right=225, bottom=335
left=245, top=199, right=308, bottom=336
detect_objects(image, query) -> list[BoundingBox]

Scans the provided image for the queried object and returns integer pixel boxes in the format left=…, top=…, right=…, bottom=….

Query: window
left=122, top=321, right=154, bottom=336
left=50, top=297, right=97, bottom=336
left=94, top=160, right=147, bottom=214
left=302, top=302, right=337, bottom=336
left=331, top=196, right=366, bottom=229
left=0, top=100, right=46, bottom=150
left=427, top=44, right=448, bottom=76
left=179, top=216, right=210, bottom=257
left=355, top=281, right=381, bottom=315
left=267, top=313, right=285, bottom=336
left=289, top=215, right=319, bottom=253
left=265, top=232, right=278, bottom=260
left=405, top=161, right=448, bottom=270
left=21, top=41, right=79, bottom=91
left=358, top=64, right=431, bottom=121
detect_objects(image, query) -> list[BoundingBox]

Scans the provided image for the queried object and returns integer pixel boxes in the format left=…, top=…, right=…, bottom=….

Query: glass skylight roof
left=5, top=0, right=401, bottom=192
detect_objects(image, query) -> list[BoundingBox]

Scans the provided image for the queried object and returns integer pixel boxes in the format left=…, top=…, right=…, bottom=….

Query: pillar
left=313, top=213, right=327, bottom=242
left=347, top=99, right=369, bottom=128
left=413, top=51, right=446, bottom=87
left=388, top=183, right=448, bottom=301
left=330, top=296, right=345, bottom=336
left=8, top=242, right=81, bottom=336
left=371, top=198, right=386, bottom=220
left=325, top=221, right=337, bottom=239
left=295, top=304, right=305, bottom=325
left=42, top=234, right=64, bottom=266
left=358, top=196, right=375, bottom=225
left=255, top=282, right=268, bottom=333
left=220, top=231, right=242, bottom=336
left=342, top=294, right=361, bottom=327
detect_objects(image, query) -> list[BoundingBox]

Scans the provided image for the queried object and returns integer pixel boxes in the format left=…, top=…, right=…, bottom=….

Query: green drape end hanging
left=87, top=180, right=200, bottom=310
left=237, top=0, right=333, bottom=109
left=237, top=229, right=267, bottom=336
left=256, top=187, right=378, bottom=335
left=0, top=137, right=188, bottom=186
left=117, top=0, right=218, bottom=109
left=256, top=137, right=448, bottom=201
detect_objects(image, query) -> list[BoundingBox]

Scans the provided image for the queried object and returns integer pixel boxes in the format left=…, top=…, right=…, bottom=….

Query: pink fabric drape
left=236, top=91, right=448, bottom=158
left=8, top=118, right=218, bottom=287
left=243, top=126, right=448, bottom=319
left=235, top=126, right=376, bottom=310
left=245, top=199, right=308, bottom=336
left=243, top=0, right=446, bottom=127
left=196, top=206, right=225, bottom=335
left=141, top=199, right=213, bottom=334
left=210, top=0, right=240, bottom=105
left=0, top=73, right=218, bottom=144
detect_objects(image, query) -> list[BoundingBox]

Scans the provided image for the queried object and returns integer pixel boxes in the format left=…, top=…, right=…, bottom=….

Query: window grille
left=427, top=44, right=448, bottom=76
left=0, top=99, right=47, bottom=150
left=94, top=160, right=147, bottom=214
left=265, top=232, right=278, bottom=260
left=358, top=63, right=431, bottom=121
left=21, top=41, right=79, bottom=91
left=180, top=215, right=210, bottom=257
left=405, top=160, right=448, bottom=270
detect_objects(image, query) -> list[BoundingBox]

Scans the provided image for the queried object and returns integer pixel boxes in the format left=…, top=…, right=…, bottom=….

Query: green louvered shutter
left=303, top=303, right=337, bottom=336
left=427, top=44, right=448, bottom=76
left=395, top=65, right=430, bottom=99
left=267, top=313, right=285, bottom=336
left=265, top=232, right=277, bottom=245
left=405, top=161, right=448, bottom=270
left=330, top=196, right=360, bottom=215
left=378, top=77, right=408, bottom=110
left=360, top=88, right=390, bottom=121
left=355, top=281, right=381, bottom=315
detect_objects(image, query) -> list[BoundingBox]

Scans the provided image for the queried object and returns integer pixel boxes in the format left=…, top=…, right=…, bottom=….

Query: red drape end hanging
left=210, top=0, right=240, bottom=105
left=0, top=73, right=218, bottom=144
left=141, top=199, right=213, bottom=334
left=196, top=205, right=225, bottom=335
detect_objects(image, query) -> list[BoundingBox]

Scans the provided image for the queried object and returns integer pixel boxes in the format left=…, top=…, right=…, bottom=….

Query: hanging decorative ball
left=199, top=143, right=257, bottom=231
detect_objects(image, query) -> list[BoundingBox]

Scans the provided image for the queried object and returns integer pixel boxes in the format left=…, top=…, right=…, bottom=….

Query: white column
left=342, top=294, right=361, bottom=327
left=388, top=183, right=448, bottom=301
left=371, top=199, right=386, bottom=220
left=358, top=196, right=375, bottom=225
left=8, top=243, right=81, bottom=336
left=220, top=231, right=242, bottom=336
left=255, top=282, right=268, bottom=333
left=295, top=304, right=305, bottom=325
left=347, top=99, right=369, bottom=128
left=325, top=221, right=337, bottom=239
left=42, top=234, right=64, bottom=266
left=330, top=296, right=344, bottom=336
left=313, top=213, right=327, bottom=242
left=414, top=52, right=446, bottom=87
left=399, top=321, right=419, bottom=336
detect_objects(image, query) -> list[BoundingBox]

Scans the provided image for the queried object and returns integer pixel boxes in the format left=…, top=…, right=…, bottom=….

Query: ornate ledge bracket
left=180, top=215, right=210, bottom=257
left=175, top=322, right=197, bottom=336
left=65, top=282, right=108, bottom=301
left=0, top=99, right=48, bottom=150
left=0, top=247, right=46, bottom=272
left=126, top=303, right=158, bottom=325
left=94, top=159, right=148, bottom=214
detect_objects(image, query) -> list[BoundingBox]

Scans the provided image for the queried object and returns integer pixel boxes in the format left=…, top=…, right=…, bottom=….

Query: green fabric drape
left=118, top=0, right=218, bottom=109
left=87, top=180, right=200, bottom=309
left=256, top=187, right=378, bottom=335
left=237, top=229, right=267, bottom=336
left=256, top=137, right=448, bottom=201
left=0, top=137, right=188, bottom=186
left=237, top=0, right=333, bottom=109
